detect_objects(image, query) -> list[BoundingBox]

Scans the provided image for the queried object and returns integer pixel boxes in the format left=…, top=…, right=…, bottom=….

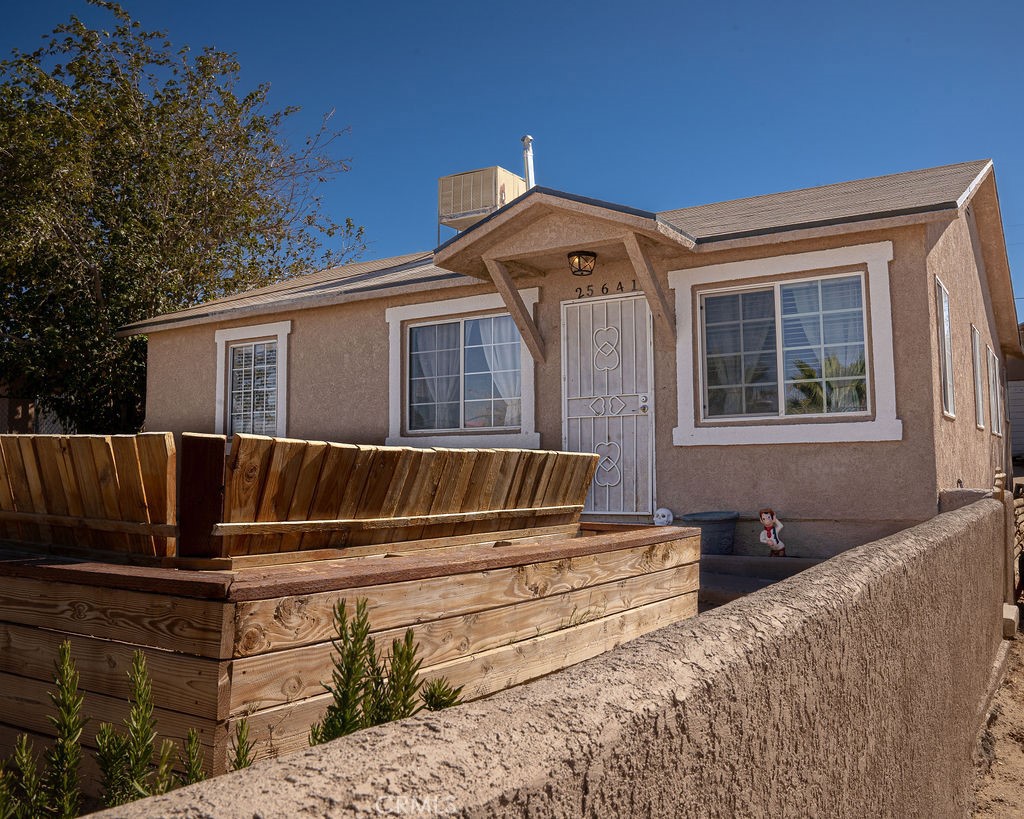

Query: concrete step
left=700, top=554, right=823, bottom=582
left=698, top=572, right=773, bottom=608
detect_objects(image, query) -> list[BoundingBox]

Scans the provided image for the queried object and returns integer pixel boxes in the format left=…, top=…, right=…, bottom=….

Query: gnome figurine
left=758, top=508, right=785, bottom=557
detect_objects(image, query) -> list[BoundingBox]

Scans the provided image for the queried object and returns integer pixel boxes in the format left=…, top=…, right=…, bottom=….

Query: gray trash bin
left=681, top=511, right=739, bottom=555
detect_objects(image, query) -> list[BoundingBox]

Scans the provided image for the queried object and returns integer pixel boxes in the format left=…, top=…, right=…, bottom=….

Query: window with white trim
left=988, top=347, right=1003, bottom=436
left=971, top=325, right=985, bottom=429
left=935, top=278, right=955, bottom=417
left=407, top=313, right=522, bottom=432
left=214, top=320, right=290, bottom=437
left=700, top=273, right=868, bottom=419
left=227, top=340, right=279, bottom=436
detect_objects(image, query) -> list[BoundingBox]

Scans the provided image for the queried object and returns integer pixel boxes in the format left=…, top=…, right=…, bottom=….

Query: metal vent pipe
left=521, top=135, right=535, bottom=188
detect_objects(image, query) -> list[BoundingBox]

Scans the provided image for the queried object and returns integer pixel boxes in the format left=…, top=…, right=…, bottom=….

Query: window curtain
left=480, top=316, right=521, bottom=426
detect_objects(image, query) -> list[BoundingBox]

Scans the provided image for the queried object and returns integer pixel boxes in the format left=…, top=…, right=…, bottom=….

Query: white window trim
left=988, top=346, right=1003, bottom=437
left=385, top=290, right=540, bottom=448
left=214, top=321, right=291, bottom=436
left=668, top=241, right=902, bottom=445
left=972, top=325, right=985, bottom=429
left=935, top=277, right=955, bottom=419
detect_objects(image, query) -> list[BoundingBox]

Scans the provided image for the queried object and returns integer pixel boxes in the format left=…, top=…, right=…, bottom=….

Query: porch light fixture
left=568, top=250, right=597, bottom=276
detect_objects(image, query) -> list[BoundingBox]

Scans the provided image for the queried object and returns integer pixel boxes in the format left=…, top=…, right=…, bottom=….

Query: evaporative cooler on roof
left=438, top=166, right=526, bottom=231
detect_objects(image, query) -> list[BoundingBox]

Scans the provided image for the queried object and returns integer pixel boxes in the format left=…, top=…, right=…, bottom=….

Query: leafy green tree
left=0, top=1, right=364, bottom=432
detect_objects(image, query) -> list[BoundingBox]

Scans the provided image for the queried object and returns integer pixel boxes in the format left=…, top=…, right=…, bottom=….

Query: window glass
left=989, top=348, right=1003, bottom=436
left=407, top=314, right=521, bottom=432
left=228, top=340, right=278, bottom=436
left=702, top=274, right=867, bottom=419
left=972, top=327, right=985, bottom=428
left=703, top=290, right=779, bottom=417
left=936, top=280, right=955, bottom=416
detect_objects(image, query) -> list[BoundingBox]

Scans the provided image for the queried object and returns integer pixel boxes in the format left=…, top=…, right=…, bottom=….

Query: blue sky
left=5, top=0, right=1024, bottom=305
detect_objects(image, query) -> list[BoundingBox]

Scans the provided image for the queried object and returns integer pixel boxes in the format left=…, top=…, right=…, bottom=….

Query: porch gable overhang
left=433, top=188, right=692, bottom=362
left=433, top=187, right=696, bottom=279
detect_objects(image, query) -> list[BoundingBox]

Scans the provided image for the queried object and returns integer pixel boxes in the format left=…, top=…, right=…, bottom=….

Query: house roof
left=120, top=159, right=999, bottom=336
left=658, top=159, right=991, bottom=243
left=118, top=252, right=470, bottom=335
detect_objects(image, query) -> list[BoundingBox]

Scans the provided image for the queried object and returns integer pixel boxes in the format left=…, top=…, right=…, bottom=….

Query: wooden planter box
left=0, top=433, right=699, bottom=788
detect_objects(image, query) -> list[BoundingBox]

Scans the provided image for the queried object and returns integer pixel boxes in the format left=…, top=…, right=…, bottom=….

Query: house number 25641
left=573, top=280, right=638, bottom=299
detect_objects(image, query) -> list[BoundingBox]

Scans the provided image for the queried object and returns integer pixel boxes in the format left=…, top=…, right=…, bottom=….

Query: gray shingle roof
left=119, top=252, right=469, bottom=334
left=658, top=159, right=990, bottom=243
left=123, top=160, right=992, bottom=335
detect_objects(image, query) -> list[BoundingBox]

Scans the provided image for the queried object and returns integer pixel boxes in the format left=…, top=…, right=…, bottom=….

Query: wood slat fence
left=0, top=433, right=176, bottom=557
left=182, top=434, right=598, bottom=564
left=0, top=433, right=599, bottom=566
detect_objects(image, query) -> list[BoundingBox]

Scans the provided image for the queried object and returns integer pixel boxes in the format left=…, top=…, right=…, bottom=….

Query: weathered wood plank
left=31, top=436, right=77, bottom=546
left=0, top=437, right=19, bottom=541
left=0, top=621, right=229, bottom=721
left=228, top=562, right=698, bottom=713
left=225, top=528, right=697, bottom=600
left=250, top=437, right=308, bottom=554
left=0, top=510, right=177, bottom=537
left=232, top=534, right=699, bottom=656
left=67, top=436, right=112, bottom=550
left=0, top=670, right=223, bottom=754
left=170, top=525, right=579, bottom=571
left=0, top=435, right=39, bottom=541
left=109, top=435, right=155, bottom=555
left=222, top=434, right=274, bottom=555
left=368, top=447, right=424, bottom=545
left=136, top=432, right=176, bottom=557
left=89, top=435, right=130, bottom=552
left=405, top=448, right=453, bottom=543
left=279, top=441, right=328, bottom=553
left=434, top=449, right=482, bottom=538
left=55, top=435, right=93, bottom=548
left=178, top=433, right=228, bottom=558
left=228, top=591, right=697, bottom=763
left=209, top=504, right=584, bottom=536
left=16, top=436, right=53, bottom=543
left=325, top=445, right=379, bottom=548
left=0, top=576, right=235, bottom=659
left=299, top=442, right=360, bottom=551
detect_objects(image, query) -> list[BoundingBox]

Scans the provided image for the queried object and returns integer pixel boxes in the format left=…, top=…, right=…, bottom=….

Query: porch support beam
left=482, top=256, right=547, bottom=363
left=624, top=232, right=676, bottom=342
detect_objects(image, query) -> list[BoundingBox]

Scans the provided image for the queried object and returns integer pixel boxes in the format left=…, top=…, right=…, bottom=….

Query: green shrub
left=309, top=598, right=462, bottom=746
left=179, top=729, right=205, bottom=786
left=421, top=678, right=464, bottom=712
left=0, top=640, right=85, bottom=818
left=96, top=651, right=182, bottom=807
left=229, top=720, right=255, bottom=771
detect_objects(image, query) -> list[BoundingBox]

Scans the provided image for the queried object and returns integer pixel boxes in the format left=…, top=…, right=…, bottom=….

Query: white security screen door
left=562, top=294, right=654, bottom=515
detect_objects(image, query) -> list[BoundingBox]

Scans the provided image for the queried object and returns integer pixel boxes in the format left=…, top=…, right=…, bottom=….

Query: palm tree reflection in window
left=786, top=352, right=867, bottom=415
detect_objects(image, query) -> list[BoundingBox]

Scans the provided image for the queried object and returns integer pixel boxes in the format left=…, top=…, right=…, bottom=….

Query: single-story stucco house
left=121, top=158, right=1022, bottom=556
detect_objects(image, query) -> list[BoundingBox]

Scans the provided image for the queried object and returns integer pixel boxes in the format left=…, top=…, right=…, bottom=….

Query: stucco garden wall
left=107, top=498, right=1007, bottom=818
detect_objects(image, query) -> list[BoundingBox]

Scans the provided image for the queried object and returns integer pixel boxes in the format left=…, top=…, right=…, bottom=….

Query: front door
left=562, top=294, right=654, bottom=515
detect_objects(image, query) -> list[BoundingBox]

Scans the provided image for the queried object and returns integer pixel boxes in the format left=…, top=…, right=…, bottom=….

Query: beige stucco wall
left=145, top=281, right=494, bottom=444
left=926, top=210, right=1009, bottom=490
left=510, top=224, right=941, bottom=551
left=105, top=498, right=1007, bottom=818
left=143, top=213, right=1006, bottom=554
